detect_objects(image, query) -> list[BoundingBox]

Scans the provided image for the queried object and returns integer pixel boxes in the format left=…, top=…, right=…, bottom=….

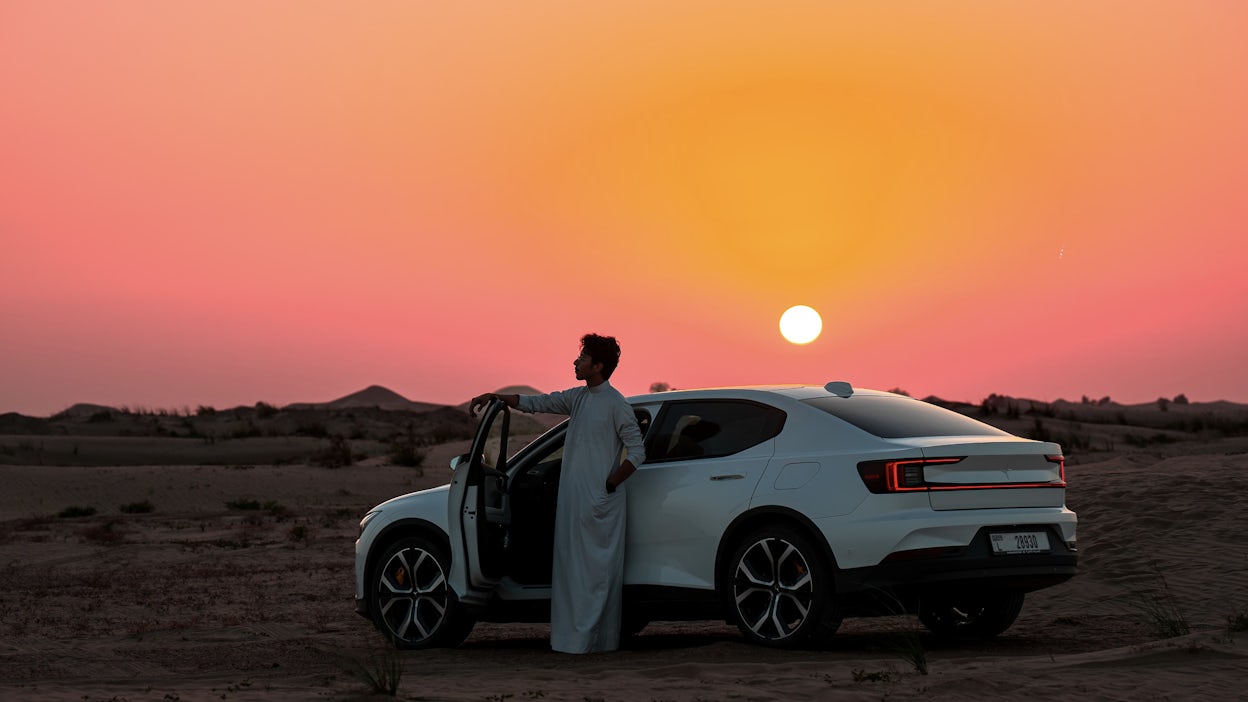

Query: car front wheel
left=726, top=526, right=841, bottom=648
left=370, top=535, right=475, bottom=649
left=918, top=592, right=1025, bottom=639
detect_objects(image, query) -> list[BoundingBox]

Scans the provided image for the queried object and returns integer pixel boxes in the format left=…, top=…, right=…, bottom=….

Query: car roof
left=627, top=383, right=897, bottom=404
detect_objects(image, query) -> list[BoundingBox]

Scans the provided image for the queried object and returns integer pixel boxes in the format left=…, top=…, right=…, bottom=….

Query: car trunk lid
left=905, top=437, right=1066, bottom=510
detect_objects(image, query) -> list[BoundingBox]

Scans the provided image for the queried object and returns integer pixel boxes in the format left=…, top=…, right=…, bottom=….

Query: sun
left=779, top=305, right=822, bottom=345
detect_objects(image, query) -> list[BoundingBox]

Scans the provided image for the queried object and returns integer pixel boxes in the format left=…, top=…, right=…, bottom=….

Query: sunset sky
left=4, top=2, right=1247, bottom=416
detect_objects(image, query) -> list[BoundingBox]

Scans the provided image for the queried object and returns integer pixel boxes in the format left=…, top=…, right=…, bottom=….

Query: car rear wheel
left=918, top=592, right=1025, bottom=639
left=370, top=536, right=475, bottom=649
left=726, top=526, right=841, bottom=647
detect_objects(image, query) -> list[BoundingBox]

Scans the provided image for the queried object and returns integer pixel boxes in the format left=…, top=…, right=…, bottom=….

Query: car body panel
left=354, top=383, right=1079, bottom=637
left=448, top=402, right=511, bottom=606
left=624, top=439, right=772, bottom=589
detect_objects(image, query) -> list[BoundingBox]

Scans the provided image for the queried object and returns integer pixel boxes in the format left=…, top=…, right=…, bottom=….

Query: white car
left=354, top=383, right=1077, bottom=648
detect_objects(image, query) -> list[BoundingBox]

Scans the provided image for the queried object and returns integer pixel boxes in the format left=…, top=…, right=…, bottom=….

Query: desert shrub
left=387, top=423, right=425, bottom=470
left=213, top=538, right=252, bottom=549
left=119, top=500, right=155, bottom=514
left=388, top=442, right=425, bottom=469
left=1227, top=608, right=1248, bottom=633
left=315, top=435, right=353, bottom=468
left=851, top=669, right=897, bottom=683
left=885, top=632, right=928, bottom=675
left=264, top=500, right=289, bottom=518
left=296, top=420, right=329, bottom=438
left=1127, top=564, right=1190, bottom=638
left=225, top=498, right=287, bottom=517
left=229, top=421, right=261, bottom=439
left=1125, top=432, right=1180, bottom=447
left=353, top=649, right=404, bottom=696
left=288, top=525, right=308, bottom=542
left=58, top=506, right=97, bottom=519
left=80, top=520, right=124, bottom=544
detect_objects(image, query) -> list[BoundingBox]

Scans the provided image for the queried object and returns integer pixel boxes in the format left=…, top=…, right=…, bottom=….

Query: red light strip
left=885, top=457, right=1067, bottom=491
left=884, top=457, right=962, bottom=492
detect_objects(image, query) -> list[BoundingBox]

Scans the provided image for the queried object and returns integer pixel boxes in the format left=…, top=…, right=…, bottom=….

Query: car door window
left=647, top=400, right=785, bottom=462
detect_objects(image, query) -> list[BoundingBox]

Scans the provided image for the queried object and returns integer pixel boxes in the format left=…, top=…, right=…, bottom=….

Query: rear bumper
left=838, top=525, right=1077, bottom=606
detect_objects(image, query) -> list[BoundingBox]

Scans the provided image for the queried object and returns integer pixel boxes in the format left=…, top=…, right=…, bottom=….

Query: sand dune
left=2, top=434, right=1247, bottom=700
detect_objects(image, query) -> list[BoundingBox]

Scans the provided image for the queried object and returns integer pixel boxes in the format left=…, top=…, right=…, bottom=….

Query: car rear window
left=802, top=395, right=1009, bottom=439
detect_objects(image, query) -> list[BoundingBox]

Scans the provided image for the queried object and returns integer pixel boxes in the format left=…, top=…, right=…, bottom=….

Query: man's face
left=573, top=352, right=600, bottom=381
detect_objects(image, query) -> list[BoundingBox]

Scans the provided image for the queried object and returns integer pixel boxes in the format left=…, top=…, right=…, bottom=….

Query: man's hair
left=581, top=333, right=622, bottom=380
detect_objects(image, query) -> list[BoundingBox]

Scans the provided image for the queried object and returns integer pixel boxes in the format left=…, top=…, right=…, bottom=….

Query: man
left=468, top=333, right=646, bottom=653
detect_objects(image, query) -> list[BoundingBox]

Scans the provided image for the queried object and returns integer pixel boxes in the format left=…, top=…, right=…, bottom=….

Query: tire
left=621, top=608, right=650, bottom=639
left=726, top=525, right=841, bottom=648
left=369, top=535, right=475, bottom=649
left=918, top=591, right=1025, bottom=639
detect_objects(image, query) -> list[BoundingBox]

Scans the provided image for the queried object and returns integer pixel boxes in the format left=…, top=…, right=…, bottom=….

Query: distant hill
left=54, top=403, right=120, bottom=418
left=286, top=385, right=446, bottom=413
left=0, top=382, right=565, bottom=466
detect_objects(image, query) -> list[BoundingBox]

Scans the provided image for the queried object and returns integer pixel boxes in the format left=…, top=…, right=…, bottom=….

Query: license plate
left=990, top=531, right=1050, bottom=554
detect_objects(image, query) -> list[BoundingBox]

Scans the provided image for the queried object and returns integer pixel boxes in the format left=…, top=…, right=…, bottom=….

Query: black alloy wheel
left=370, top=536, right=475, bottom=649
left=727, top=526, right=840, bottom=647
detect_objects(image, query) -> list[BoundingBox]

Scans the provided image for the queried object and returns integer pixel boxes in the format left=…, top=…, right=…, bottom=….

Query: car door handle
left=710, top=474, right=745, bottom=481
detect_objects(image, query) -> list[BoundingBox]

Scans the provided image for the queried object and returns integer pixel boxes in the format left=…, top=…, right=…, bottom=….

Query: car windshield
left=802, top=395, right=1009, bottom=439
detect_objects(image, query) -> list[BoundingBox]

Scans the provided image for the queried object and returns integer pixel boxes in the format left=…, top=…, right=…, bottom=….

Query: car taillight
left=856, top=458, right=964, bottom=494
left=1046, top=455, right=1066, bottom=485
left=858, top=455, right=1068, bottom=493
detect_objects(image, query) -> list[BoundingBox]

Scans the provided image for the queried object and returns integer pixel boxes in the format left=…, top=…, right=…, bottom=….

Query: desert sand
left=3, top=433, right=1248, bottom=701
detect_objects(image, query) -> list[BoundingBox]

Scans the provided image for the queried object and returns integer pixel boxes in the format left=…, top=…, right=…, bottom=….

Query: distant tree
left=196, top=405, right=217, bottom=416
left=980, top=394, right=1020, bottom=418
left=887, top=387, right=911, bottom=397
left=1173, top=394, right=1190, bottom=405
left=1157, top=397, right=1170, bottom=412
left=1096, top=396, right=1113, bottom=406
left=981, top=394, right=1000, bottom=415
left=650, top=382, right=672, bottom=393
left=254, top=401, right=279, bottom=419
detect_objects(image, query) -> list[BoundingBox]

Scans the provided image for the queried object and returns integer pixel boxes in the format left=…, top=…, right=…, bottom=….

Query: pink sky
left=3, top=2, right=1247, bottom=416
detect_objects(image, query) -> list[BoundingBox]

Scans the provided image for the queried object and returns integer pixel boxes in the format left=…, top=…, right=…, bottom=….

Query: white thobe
left=518, top=381, right=646, bottom=653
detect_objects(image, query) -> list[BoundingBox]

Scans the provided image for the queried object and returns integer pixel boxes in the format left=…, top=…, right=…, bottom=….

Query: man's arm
left=606, top=400, right=647, bottom=492
left=605, top=460, right=636, bottom=493
left=467, top=393, right=518, bottom=415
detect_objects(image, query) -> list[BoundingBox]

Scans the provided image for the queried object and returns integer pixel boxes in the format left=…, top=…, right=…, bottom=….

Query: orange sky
left=3, top=1, right=1247, bottom=416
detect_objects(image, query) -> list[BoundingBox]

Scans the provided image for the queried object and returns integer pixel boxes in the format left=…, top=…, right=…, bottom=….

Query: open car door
left=448, top=399, right=511, bottom=607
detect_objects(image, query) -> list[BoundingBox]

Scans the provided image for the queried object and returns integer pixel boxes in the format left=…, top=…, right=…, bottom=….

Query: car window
left=634, top=409, right=651, bottom=438
left=647, top=400, right=785, bottom=462
left=509, top=409, right=649, bottom=468
left=802, top=395, right=1009, bottom=438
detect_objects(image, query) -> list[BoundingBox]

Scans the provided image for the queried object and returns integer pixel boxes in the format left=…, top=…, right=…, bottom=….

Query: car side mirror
left=449, top=453, right=469, bottom=472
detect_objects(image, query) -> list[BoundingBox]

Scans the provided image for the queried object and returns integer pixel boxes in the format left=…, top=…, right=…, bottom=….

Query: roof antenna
left=825, top=381, right=853, bottom=398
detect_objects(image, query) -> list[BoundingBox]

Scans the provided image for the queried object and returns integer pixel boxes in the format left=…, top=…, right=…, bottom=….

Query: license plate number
left=990, top=531, right=1050, bottom=554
